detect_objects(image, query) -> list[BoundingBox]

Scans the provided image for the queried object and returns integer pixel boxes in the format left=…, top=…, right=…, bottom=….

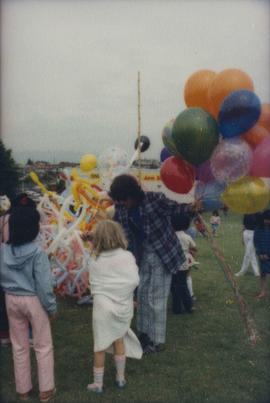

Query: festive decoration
left=250, top=137, right=270, bottom=178
left=160, top=156, right=195, bottom=194
left=218, top=90, right=261, bottom=138
left=196, top=160, right=215, bottom=184
left=210, top=138, right=253, bottom=184
left=208, top=68, right=254, bottom=119
left=241, top=124, right=270, bottom=148
left=195, top=180, right=226, bottom=211
left=160, top=147, right=172, bottom=162
left=184, top=69, right=216, bottom=112
left=171, top=107, right=219, bottom=166
left=80, top=154, right=97, bottom=172
left=98, top=147, right=129, bottom=189
left=221, top=176, right=270, bottom=214
left=257, top=103, right=270, bottom=132
left=162, top=118, right=182, bottom=158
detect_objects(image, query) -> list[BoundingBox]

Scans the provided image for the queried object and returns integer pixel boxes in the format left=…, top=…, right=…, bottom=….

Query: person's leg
left=5, top=295, right=32, bottom=396
left=113, top=338, right=126, bottom=387
left=249, top=233, right=260, bottom=276
left=148, top=253, right=171, bottom=346
left=87, top=350, right=105, bottom=393
left=136, top=253, right=152, bottom=341
left=179, top=271, right=193, bottom=312
left=171, top=272, right=183, bottom=314
left=27, top=297, right=55, bottom=396
left=255, top=274, right=266, bottom=298
left=236, top=230, right=251, bottom=275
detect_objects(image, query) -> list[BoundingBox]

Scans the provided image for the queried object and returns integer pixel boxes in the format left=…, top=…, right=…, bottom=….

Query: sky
left=1, top=0, right=270, bottom=164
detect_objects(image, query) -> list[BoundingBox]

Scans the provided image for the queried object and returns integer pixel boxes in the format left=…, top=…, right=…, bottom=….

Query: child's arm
left=34, top=249, right=57, bottom=317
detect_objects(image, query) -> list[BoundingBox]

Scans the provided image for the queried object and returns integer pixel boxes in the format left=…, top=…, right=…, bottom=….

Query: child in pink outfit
left=1, top=203, right=57, bottom=402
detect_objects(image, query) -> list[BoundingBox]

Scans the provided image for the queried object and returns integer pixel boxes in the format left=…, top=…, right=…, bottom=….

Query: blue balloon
left=218, top=89, right=261, bottom=138
left=160, top=147, right=172, bottom=162
left=195, top=180, right=226, bottom=211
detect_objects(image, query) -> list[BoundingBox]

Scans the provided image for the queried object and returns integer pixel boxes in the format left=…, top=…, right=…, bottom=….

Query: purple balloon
left=160, top=147, right=172, bottom=162
left=196, top=160, right=215, bottom=183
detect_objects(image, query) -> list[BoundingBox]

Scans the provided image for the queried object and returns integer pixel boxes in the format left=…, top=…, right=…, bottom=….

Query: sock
left=91, top=366, right=104, bottom=388
left=114, top=354, right=126, bottom=382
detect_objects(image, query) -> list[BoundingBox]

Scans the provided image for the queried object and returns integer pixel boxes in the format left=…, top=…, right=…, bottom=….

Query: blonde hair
left=91, top=219, right=128, bottom=259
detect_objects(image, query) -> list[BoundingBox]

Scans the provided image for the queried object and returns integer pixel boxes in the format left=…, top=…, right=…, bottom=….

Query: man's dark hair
left=171, top=213, right=191, bottom=232
left=109, top=175, right=144, bottom=203
left=8, top=206, right=40, bottom=246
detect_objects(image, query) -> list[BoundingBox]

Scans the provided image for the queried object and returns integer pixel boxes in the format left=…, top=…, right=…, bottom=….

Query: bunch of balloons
left=160, top=68, right=270, bottom=214
left=30, top=159, right=112, bottom=304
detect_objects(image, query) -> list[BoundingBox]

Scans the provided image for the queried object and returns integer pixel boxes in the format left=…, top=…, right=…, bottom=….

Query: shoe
left=143, top=342, right=165, bottom=354
left=153, top=343, right=165, bottom=352
left=115, top=380, right=126, bottom=388
left=39, top=387, right=56, bottom=402
left=254, top=295, right=265, bottom=299
left=18, top=391, right=31, bottom=401
left=138, top=333, right=151, bottom=349
left=86, top=383, right=103, bottom=393
left=143, top=342, right=155, bottom=355
left=235, top=272, right=244, bottom=277
left=0, top=338, right=11, bottom=347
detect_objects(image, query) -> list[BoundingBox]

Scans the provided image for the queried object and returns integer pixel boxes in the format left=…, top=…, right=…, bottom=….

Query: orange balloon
left=184, top=69, right=216, bottom=113
left=241, top=124, right=270, bottom=148
left=257, top=103, right=270, bottom=132
left=208, top=68, right=254, bottom=119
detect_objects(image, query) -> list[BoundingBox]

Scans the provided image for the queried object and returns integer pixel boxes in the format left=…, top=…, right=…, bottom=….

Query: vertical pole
left=137, top=71, right=142, bottom=185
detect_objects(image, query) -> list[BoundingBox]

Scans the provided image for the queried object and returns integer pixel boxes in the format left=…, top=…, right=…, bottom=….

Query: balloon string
left=196, top=213, right=260, bottom=345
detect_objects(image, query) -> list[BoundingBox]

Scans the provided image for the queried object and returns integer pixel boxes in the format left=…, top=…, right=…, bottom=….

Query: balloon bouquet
left=160, top=68, right=270, bottom=214
left=159, top=68, right=270, bottom=343
left=30, top=141, right=150, bottom=304
left=31, top=155, right=111, bottom=304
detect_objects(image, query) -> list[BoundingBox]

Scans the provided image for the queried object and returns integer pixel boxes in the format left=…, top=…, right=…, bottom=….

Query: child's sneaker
left=115, top=380, right=126, bottom=388
left=39, top=387, right=56, bottom=402
left=87, top=383, right=103, bottom=393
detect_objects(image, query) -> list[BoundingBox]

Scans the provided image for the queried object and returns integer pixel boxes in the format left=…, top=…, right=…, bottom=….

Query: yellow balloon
left=80, top=154, right=97, bottom=172
left=221, top=176, right=270, bottom=214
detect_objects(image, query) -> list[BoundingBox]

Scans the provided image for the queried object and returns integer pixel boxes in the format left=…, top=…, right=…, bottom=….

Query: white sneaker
left=235, top=272, right=244, bottom=277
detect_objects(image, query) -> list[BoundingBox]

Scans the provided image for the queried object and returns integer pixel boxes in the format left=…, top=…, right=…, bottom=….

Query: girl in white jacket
left=82, top=220, right=142, bottom=394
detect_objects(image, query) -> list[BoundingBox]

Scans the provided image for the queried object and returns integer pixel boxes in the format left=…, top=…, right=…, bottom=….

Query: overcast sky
left=1, top=0, right=270, bottom=163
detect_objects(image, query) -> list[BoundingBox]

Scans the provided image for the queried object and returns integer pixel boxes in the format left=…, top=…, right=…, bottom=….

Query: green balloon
left=172, top=107, right=219, bottom=166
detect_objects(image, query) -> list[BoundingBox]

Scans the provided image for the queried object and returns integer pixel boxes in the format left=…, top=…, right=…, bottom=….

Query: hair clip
left=20, top=196, right=28, bottom=205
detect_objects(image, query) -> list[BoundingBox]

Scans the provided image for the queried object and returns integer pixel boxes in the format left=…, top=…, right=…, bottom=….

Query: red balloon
left=160, top=156, right=195, bottom=194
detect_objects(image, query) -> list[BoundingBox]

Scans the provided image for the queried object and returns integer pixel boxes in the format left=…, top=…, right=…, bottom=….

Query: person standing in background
left=235, top=213, right=260, bottom=277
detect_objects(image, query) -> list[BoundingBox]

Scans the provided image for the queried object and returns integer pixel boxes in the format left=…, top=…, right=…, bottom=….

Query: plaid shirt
left=114, top=191, right=189, bottom=274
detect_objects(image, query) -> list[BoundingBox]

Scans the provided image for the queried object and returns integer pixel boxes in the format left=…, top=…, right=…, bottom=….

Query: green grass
left=2, top=211, right=270, bottom=403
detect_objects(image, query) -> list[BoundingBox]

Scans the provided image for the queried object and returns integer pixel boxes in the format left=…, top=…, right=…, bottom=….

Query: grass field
left=1, top=211, right=270, bottom=403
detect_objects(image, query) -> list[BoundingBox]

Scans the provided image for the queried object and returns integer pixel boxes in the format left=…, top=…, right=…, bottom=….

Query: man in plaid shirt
left=109, top=174, right=199, bottom=354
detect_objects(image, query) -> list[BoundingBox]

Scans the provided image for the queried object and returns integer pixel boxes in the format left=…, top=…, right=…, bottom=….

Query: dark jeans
left=171, top=270, right=193, bottom=314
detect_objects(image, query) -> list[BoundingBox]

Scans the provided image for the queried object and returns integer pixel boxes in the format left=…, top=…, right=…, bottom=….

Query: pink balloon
left=250, top=137, right=270, bottom=177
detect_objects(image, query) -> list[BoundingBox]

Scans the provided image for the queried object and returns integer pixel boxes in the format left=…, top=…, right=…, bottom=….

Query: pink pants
left=5, top=294, right=55, bottom=394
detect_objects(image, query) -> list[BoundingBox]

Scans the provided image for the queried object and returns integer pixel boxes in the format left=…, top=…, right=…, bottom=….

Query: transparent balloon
left=195, top=180, right=226, bottom=211
left=98, top=147, right=129, bottom=189
left=210, top=138, right=252, bottom=184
